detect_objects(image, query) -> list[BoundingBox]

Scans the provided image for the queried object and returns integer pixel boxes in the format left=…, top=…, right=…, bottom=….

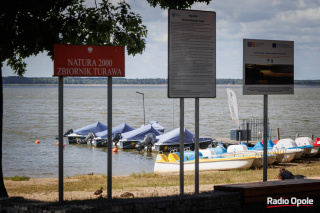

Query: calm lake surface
left=3, top=85, right=320, bottom=178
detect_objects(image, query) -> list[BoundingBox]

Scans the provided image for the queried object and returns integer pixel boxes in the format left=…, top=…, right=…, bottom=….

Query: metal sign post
left=263, top=95, right=268, bottom=181
left=179, top=98, right=184, bottom=195
left=54, top=44, right=125, bottom=203
left=58, top=76, right=64, bottom=204
left=168, top=9, right=216, bottom=195
left=243, top=39, right=294, bottom=182
left=195, top=98, right=199, bottom=194
left=107, top=76, right=112, bottom=201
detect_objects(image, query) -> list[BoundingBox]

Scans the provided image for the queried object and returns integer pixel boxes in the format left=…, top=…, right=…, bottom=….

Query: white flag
left=226, top=88, right=240, bottom=127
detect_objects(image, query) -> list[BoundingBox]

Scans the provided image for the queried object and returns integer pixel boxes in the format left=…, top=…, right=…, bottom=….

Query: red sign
left=54, top=44, right=125, bottom=77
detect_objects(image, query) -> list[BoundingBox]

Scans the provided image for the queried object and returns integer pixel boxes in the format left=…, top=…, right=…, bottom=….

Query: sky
left=3, top=0, right=320, bottom=80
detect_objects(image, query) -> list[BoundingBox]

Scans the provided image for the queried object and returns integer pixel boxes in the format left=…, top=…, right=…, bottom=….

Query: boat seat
left=156, top=154, right=169, bottom=162
left=168, top=153, right=179, bottom=162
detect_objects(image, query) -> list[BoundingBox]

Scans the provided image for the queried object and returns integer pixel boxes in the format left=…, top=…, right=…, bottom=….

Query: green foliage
left=4, top=175, right=30, bottom=181
left=0, top=0, right=147, bottom=76
left=146, top=0, right=212, bottom=9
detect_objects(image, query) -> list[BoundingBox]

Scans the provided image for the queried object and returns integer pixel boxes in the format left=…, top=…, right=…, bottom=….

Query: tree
left=0, top=0, right=147, bottom=198
left=146, top=0, right=212, bottom=9
left=0, top=0, right=213, bottom=198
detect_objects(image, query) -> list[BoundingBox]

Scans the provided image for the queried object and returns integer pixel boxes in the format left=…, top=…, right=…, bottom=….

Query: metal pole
left=180, top=98, right=184, bottom=195
left=173, top=99, right=174, bottom=130
left=107, top=77, right=112, bottom=201
left=195, top=98, right=199, bottom=194
left=136, top=92, right=145, bottom=125
left=142, top=94, right=145, bottom=125
left=58, top=76, right=64, bottom=204
left=263, top=94, right=268, bottom=182
left=246, top=123, right=249, bottom=144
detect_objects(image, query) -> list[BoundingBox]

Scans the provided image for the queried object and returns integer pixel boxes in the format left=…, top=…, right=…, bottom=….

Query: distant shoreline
left=3, top=84, right=320, bottom=87
left=3, top=76, right=320, bottom=86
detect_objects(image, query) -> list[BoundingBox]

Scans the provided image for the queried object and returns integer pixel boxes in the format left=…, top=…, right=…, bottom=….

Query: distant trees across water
left=2, top=76, right=320, bottom=85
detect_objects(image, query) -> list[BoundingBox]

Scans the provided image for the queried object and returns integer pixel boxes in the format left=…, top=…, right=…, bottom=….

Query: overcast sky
left=3, top=0, right=320, bottom=80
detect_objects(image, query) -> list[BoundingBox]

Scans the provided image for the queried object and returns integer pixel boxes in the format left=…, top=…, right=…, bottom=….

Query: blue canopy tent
left=121, top=124, right=161, bottom=141
left=154, top=128, right=213, bottom=152
left=66, top=122, right=108, bottom=144
left=73, top=122, right=108, bottom=135
left=118, top=124, right=162, bottom=149
left=156, top=128, right=212, bottom=145
left=95, top=123, right=135, bottom=138
left=148, top=121, right=165, bottom=133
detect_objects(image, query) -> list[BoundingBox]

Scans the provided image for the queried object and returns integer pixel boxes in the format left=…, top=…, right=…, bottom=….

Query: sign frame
left=243, top=39, right=294, bottom=95
left=53, top=44, right=125, bottom=77
left=168, top=9, right=216, bottom=98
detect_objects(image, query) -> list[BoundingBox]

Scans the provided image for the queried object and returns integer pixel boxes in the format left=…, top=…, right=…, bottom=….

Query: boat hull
left=273, top=153, right=285, bottom=164
left=119, top=140, right=139, bottom=149
left=248, top=155, right=275, bottom=167
left=154, top=157, right=254, bottom=173
left=293, top=149, right=304, bottom=159
left=154, top=140, right=212, bottom=152
left=67, top=134, right=85, bottom=144
left=90, top=138, right=108, bottom=147
left=304, top=147, right=319, bottom=157
left=281, top=152, right=295, bottom=162
left=225, top=151, right=276, bottom=167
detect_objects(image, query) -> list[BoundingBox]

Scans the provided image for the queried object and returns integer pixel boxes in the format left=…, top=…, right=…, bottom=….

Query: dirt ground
left=5, top=156, right=320, bottom=202
left=4, top=177, right=216, bottom=202
left=5, top=174, right=320, bottom=202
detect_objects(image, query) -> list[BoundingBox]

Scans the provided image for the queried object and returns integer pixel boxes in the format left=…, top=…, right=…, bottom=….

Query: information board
left=168, top=9, right=216, bottom=98
left=243, top=39, right=294, bottom=95
left=54, top=44, right=125, bottom=77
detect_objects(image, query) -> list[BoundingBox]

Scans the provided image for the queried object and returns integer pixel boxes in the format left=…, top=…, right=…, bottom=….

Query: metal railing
left=240, top=119, right=270, bottom=142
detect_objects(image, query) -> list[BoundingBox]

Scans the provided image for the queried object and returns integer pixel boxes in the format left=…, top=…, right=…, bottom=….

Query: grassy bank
left=5, top=157, right=320, bottom=196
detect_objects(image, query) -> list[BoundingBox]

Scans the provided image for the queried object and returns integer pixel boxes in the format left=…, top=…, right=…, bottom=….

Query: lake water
left=3, top=85, right=320, bottom=178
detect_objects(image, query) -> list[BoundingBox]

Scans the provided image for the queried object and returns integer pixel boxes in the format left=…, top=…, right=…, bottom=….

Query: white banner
left=227, top=88, right=240, bottom=127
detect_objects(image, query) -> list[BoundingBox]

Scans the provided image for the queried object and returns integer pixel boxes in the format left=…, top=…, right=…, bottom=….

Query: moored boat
left=152, top=128, right=213, bottom=152
left=154, top=151, right=255, bottom=173
left=226, top=144, right=277, bottom=167
left=118, top=124, right=162, bottom=149
left=67, top=122, right=108, bottom=144
left=90, top=123, right=135, bottom=147
left=273, top=138, right=303, bottom=162
left=314, top=138, right=320, bottom=154
left=295, top=137, right=319, bottom=157
left=249, top=141, right=285, bottom=164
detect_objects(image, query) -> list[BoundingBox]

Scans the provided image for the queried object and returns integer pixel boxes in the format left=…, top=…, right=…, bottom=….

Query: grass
left=4, top=157, right=320, bottom=195
left=4, top=175, right=30, bottom=181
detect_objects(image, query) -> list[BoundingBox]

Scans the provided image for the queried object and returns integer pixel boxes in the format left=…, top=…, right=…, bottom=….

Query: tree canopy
left=0, top=0, right=214, bottom=198
left=0, top=0, right=148, bottom=76
left=146, top=0, right=212, bottom=9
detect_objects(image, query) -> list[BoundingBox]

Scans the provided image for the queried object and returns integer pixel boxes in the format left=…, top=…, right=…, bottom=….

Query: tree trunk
left=0, top=63, right=8, bottom=197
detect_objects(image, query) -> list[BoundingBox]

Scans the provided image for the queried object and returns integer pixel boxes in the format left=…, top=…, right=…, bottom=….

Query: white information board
left=243, top=39, right=294, bottom=95
left=168, top=9, right=216, bottom=98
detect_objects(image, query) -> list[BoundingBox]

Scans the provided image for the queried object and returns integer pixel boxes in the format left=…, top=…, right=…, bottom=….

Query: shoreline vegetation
left=3, top=76, right=320, bottom=85
left=4, top=156, right=320, bottom=202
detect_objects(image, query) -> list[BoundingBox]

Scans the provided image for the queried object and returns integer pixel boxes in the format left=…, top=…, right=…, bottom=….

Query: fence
left=240, top=119, right=270, bottom=142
